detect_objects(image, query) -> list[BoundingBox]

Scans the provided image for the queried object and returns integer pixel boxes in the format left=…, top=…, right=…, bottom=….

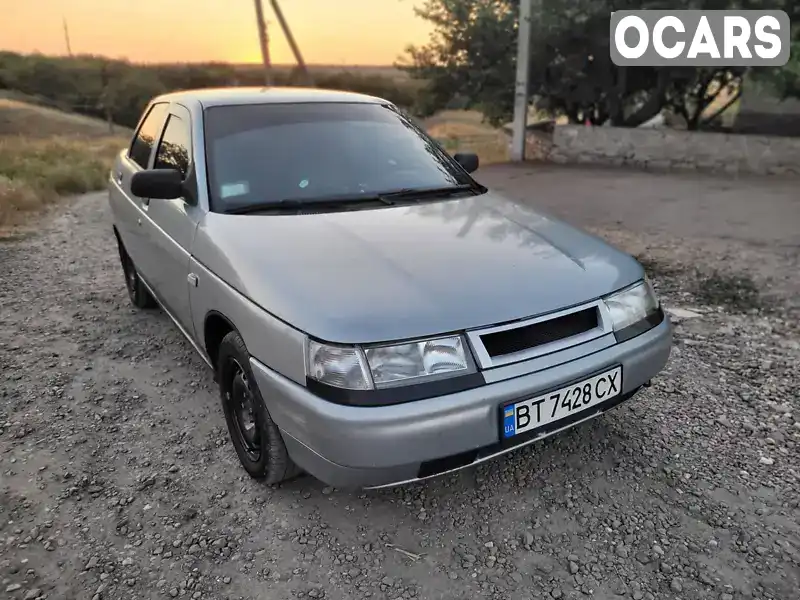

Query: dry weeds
left=0, top=96, right=130, bottom=233
left=0, top=135, right=125, bottom=232
left=426, top=110, right=511, bottom=164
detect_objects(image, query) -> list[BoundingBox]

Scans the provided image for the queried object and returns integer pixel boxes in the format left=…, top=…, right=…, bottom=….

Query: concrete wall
left=530, top=126, right=800, bottom=176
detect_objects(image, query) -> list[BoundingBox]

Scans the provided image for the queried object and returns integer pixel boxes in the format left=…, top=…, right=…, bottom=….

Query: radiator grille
left=479, top=307, right=598, bottom=359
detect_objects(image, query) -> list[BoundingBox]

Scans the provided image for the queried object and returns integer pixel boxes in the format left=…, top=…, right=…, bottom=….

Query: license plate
left=502, top=366, right=622, bottom=438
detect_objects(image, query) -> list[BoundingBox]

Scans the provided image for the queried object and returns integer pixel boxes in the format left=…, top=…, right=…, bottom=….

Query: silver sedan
left=107, top=87, right=672, bottom=489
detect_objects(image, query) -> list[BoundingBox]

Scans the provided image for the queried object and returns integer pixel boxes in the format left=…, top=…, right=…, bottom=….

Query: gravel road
left=1, top=168, right=799, bottom=600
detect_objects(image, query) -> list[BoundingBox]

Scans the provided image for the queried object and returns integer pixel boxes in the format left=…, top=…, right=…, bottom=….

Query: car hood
left=194, top=192, right=644, bottom=344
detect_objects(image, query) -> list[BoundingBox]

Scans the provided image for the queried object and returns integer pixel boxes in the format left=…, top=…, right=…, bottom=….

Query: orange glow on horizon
left=2, top=0, right=433, bottom=66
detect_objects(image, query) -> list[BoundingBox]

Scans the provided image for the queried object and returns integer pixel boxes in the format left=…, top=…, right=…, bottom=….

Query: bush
left=315, top=72, right=418, bottom=109
left=0, top=52, right=423, bottom=128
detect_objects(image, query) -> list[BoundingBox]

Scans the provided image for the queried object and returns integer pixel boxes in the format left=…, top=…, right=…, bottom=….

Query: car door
left=140, top=103, right=202, bottom=335
left=110, top=102, right=169, bottom=274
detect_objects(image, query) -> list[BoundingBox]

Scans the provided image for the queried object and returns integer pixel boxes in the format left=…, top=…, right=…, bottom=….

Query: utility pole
left=269, top=0, right=313, bottom=86
left=511, top=0, right=532, bottom=162
left=253, top=0, right=272, bottom=86
left=63, top=17, right=73, bottom=57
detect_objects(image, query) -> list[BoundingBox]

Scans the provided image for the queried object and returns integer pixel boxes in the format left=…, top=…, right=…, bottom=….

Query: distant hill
left=0, top=93, right=132, bottom=138
left=227, top=63, right=409, bottom=78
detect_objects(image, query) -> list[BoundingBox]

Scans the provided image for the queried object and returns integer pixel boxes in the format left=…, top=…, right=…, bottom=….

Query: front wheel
left=217, top=330, right=300, bottom=484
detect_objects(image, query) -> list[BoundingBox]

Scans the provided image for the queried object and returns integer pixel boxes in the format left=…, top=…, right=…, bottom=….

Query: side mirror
left=130, top=169, right=184, bottom=199
left=454, top=152, right=479, bottom=174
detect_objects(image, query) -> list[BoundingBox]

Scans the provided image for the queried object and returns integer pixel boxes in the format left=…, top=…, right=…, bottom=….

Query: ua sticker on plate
left=220, top=181, right=249, bottom=198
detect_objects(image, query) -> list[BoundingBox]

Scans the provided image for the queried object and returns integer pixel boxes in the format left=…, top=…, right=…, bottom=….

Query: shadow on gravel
left=691, top=271, right=764, bottom=313
left=635, top=253, right=777, bottom=314
left=634, top=254, right=682, bottom=279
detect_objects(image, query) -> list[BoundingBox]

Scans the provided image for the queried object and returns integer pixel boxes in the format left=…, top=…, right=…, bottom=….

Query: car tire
left=217, top=330, right=301, bottom=485
left=117, top=239, right=157, bottom=309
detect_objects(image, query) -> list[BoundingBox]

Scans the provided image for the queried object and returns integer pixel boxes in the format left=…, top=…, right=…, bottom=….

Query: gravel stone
left=569, top=561, right=579, bottom=574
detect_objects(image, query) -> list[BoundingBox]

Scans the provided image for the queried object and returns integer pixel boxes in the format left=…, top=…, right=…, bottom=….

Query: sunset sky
left=2, top=0, right=433, bottom=65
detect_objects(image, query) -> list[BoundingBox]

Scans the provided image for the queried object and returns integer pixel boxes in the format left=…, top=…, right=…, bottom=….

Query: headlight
left=365, top=336, right=469, bottom=387
left=306, top=335, right=472, bottom=391
left=602, top=279, right=662, bottom=342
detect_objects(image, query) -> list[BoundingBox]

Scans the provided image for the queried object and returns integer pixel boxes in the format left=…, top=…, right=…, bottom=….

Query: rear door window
left=129, top=103, right=168, bottom=169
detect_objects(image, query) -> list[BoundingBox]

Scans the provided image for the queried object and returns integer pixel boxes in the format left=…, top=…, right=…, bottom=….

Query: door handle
left=137, top=217, right=142, bottom=226
left=116, top=170, right=123, bottom=184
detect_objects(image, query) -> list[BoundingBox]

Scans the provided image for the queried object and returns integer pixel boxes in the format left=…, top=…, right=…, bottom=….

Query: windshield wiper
left=377, top=183, right=482, bottom=200
left=223, top=185, right=483, bottom=214
left=225, top=193, right=395, bottom=214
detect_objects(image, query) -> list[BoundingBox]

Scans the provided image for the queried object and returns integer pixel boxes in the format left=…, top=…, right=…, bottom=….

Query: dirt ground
left=1, top=164, right=798, bottom=600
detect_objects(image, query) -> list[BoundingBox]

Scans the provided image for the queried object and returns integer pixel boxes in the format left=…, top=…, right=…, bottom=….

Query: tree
left=104, top=66, right=168, bottom=128
left=401, top=0, right=799, bottom=128
left=399, top=0, right=671, bottom=126
left=750, top=30, right=800, bottom=101
left=525, top=2, right=667, bottom=127
left=399, top=0, right=518, bottom=125
left=777, top=39, right=800, bottom=99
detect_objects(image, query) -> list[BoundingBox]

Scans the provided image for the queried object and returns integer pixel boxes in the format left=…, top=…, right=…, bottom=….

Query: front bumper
left=250, top=318, right=672, bottom=489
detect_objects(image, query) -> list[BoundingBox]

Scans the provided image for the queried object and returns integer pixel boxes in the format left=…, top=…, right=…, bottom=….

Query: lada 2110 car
left=108, top=87, right=672, bottom=489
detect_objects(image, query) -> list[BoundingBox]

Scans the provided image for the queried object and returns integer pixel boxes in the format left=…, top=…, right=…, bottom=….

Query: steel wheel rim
left=226, top=358, right=261, bottom=461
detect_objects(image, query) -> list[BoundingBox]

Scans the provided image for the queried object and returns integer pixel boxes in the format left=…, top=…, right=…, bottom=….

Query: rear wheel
left=217, top=330, right=300, bottom=484
left=117, top=239, right=156, bottom=309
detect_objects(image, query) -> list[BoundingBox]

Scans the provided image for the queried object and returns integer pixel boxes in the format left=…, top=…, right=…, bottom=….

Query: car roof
left=152, top=86, right=389, bottom=109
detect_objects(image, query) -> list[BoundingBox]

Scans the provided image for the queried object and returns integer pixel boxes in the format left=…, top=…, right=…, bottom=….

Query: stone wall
left=530, top=125, right=800, bottom=176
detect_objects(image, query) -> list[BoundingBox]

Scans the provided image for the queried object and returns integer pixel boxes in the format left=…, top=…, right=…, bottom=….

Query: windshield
left=203, top=102, right=476, bottom=212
